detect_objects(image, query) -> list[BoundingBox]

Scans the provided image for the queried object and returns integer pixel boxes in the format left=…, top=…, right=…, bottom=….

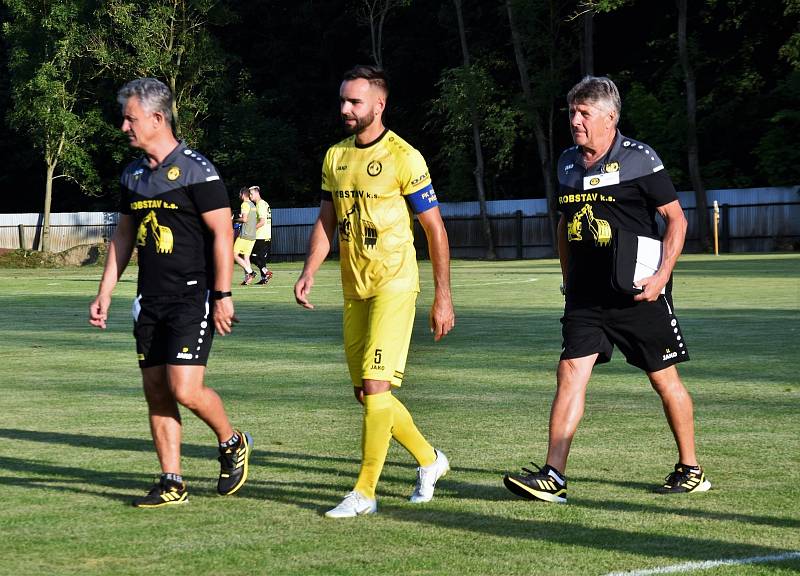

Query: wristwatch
left=213, top=290, right=232, bottom=300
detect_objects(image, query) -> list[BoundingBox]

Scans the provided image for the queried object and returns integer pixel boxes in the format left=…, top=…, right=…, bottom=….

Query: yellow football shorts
left=343, top=291, right=417, bottom=388
left=233, top=237, right=255, bottom=259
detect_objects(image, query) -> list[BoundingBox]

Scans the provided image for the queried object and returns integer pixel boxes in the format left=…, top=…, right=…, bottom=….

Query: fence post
left=18, top=224, right=25, bottom=250
left=515, top=210, right=523, bottom=259
left=720, top=204, right=730, bottom=253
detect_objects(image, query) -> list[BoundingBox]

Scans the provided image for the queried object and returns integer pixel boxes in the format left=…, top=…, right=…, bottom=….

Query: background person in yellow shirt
left=294, top=65, right=455, bottom=518
left=233, top=187, right=257, bottom=285
left=248, top=185, right=273, bottom=285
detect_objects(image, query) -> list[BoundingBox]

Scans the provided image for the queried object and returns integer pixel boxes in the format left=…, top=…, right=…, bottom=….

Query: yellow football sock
left=390, top=394, right=436, bottom=467
left=353, top=391, right=394, bottom=499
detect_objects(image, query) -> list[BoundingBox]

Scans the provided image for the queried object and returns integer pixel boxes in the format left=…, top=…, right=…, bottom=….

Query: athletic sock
left=353, top=391, right=394, bottom=500
left=545, top=466, right=566, bottom=486
left=162, top=472, right=183, bottom=485
left=220, top=432, right=241, bottom=449
left=389, top=394, right=436, bottom=467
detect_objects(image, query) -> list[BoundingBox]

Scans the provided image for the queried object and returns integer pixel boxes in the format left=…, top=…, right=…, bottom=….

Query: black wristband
left=213, top=290, right=232, bottom=300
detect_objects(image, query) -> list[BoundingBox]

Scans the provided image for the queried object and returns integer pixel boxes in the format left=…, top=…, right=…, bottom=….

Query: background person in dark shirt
left=89, top=77, right=253, bottom=508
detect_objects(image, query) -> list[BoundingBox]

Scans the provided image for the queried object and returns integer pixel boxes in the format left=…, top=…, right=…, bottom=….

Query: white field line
left=604, top=551, right=800, bottom=576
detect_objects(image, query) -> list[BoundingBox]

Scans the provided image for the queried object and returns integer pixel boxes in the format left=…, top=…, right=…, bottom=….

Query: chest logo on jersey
left=583, top=171, right=619, bottom=190
left=136, top=210, right=174, bottom=254
left=367, top=160, right=382, bottom=177
left=338, top=203, right=377, bottom=248
left=567, top=204, right=611, bottom=246
left=167, top=166, right=181, bottom=181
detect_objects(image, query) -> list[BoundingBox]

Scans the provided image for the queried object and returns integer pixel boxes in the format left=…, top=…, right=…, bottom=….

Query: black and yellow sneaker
left=217, top=430, right=253, bottom=496
left=132, top=476, right=188, bottom=508
left=503, top=462, right=567, bottom=503
left=655, top=463, right=711, bottom=494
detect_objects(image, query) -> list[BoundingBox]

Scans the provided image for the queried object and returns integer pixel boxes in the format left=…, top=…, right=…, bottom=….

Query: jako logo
left=662, top=351, right=678, bottom=361
left=176, top=352, right=193, bottom=360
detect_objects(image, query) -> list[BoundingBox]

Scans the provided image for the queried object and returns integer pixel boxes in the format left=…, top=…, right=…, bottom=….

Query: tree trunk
left=678, top=0, right=710, bottom=251
left=506, top=0, right=557, bottom=255
left=453, top=0, right=495, bottom=259
left=375, top=5, right=386, bottom=67
left=169, top=74, right=181, bottom=137
left=41, top=161, right=56, bottom=252
left=582, top=9, right=594, bottom=76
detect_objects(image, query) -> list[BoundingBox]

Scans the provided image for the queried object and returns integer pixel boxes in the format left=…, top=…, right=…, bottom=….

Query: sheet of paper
left=634, top=236, right=665, bottom=294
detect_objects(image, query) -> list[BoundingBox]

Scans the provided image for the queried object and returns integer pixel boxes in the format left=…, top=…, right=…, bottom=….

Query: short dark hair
left=239, top=186, right=250, bottom=197
left=342, top=65, right=389, bottom=96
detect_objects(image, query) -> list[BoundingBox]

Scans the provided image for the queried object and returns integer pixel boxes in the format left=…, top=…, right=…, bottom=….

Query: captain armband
left=405, top=184, right=438, bottom=214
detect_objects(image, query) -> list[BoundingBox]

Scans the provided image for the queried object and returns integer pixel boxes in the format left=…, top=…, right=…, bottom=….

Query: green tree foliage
left=88, top=0, right=231, bottom=145
left=780, top=0, right=800, bottom=68
left=211, top=72, right=302, bottom=202
left=431, top=63, right=520, bottom=201
left=3, top=0, right=106, bottom=250
left=0, top=0, right=797, bottom=218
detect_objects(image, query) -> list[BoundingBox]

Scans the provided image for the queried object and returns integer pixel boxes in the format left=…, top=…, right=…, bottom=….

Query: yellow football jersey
left=255, top=199, right=271, bottom=240
left=321, top=129, right=434, bottom=299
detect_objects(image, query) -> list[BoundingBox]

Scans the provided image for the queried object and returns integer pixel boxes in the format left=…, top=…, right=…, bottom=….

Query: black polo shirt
left=556, top=130, right=679, bottom=302
left=119, top=141, right=230, bottom=296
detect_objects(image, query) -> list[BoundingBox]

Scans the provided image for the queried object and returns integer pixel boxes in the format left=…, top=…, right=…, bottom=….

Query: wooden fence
left=1, top=202, right=798, bottom=260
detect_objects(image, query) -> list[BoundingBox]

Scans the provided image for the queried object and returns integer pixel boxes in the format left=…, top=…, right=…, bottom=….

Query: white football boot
left=409, top=449, right=450, bottom=503
left=325, top=490, right=377, bottom=518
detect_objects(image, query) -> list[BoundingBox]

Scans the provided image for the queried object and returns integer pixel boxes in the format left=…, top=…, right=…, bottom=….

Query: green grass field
left=0, top=254, right=798, bottom=576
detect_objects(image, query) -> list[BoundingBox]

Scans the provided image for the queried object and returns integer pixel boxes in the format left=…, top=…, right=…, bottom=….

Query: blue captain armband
left=405, top=184, right=438, bottom=214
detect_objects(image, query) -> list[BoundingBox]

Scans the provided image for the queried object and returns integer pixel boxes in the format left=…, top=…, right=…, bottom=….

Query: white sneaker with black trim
left=325, top=490, right=377, bottom=518
left=409, top=449, right=450, bottom=503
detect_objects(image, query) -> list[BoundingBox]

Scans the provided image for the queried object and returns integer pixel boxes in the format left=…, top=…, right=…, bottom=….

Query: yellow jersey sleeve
left=321, top=147, right=335, bottom=193
left=397, top=148, right=432, bottom=196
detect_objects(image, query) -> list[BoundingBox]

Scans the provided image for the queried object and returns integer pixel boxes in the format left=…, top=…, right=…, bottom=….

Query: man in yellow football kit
left=248, top=185, right=273, bottom=285
left=294, top=65, right=455, bottom=518
left=233, top=187, right=257, bottom=285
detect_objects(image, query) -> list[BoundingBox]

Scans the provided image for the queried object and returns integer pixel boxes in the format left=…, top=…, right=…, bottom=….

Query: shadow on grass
left=2, top=427, right=798, bottom=536
left=2, top=453, right=795, bottom=565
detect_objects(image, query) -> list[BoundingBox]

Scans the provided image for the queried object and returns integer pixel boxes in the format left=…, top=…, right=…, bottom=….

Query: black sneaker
left=217, top=431, right=253, bottom=496
left=132, top=476, right=188, bottom=508
left=256, top=276, right=270, bottom=285
left=655, top=463, right=711, bottom=494
left=240, top=271, right=257, bottom=286
left=503, top=462, right=567, bottom=503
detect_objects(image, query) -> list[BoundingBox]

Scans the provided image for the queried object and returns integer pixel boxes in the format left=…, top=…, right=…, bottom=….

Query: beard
left=342, top=113, right=373, bottom=135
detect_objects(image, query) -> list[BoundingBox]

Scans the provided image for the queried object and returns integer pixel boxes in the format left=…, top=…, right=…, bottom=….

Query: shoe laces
left=148, top=475, right=180, bottom=495
left=414, top=466, right=434, bottom=492
left=218, top=442, right=239, bottom=471
left=520, top=462, right=546, bottom=477
left=340, top=490, right=368, bottom=507
left=664, top=465, right=698, bottom=485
